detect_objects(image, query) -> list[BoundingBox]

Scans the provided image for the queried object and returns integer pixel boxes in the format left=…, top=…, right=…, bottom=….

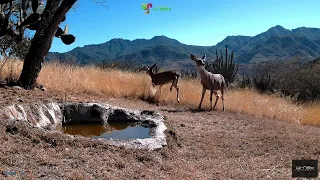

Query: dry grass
left=299, top=103, right=320, bottom=125
left=0, top=60, right=319, bottom=125
left=0, top=58, right=22, bottom=82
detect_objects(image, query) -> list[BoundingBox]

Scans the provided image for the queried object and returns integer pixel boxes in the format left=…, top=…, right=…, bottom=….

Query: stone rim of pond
left=0, top=101, right=168, bottom=150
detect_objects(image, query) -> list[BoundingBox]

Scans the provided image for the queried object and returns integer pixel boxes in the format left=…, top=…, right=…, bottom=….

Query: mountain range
left=47, top=25, right=320, bottom=68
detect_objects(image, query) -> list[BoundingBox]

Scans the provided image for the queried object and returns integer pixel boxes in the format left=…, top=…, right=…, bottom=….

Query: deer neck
left=198, top=66, right=208, bottom=79
left=147, top=71, right=154, bottom=77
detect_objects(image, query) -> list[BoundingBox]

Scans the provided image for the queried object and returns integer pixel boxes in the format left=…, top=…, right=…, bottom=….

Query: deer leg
left=175, top=85, right=180, bottom=103
left=173, top=80, right=180, bottom=103
left=170, top=77, right=177, bottom=92
left=198, top=87, right=206, bottom=110
left=221, top=88, right=225, bottom=111
left=212, top=91, right=220, bottom=110
left=159, top=85, right=162, bottom=93
left=209, top=90, right=213, bottom=110
left=170, top=77, right=180, bottom=103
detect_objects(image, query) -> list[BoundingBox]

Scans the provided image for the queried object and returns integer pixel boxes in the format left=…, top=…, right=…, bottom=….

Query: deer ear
left=150, top=63, right=156, bottom=70
left=202, top=55, right=206, bottom=60
left=191, top=54, right=196, bottom=61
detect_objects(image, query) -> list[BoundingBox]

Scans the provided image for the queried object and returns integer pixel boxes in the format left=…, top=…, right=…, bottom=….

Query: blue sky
left=50, top=0, right=320, bottom=53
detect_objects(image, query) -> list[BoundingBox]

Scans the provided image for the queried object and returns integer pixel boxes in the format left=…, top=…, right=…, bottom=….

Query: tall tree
left=1, top=0, right=108, bottom=89
left=18, top=0, right=77, bottom=89
left=0, top=0, right=77, bottom=89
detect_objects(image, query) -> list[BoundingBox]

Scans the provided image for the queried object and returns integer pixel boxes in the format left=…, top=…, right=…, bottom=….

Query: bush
left=252, top=74, right=276, bottom=93
left=97, top=61, right=142, bottom=72
left=245, top=58, right=320, bottom=102
left=277, top=61, right=320, bottom=101
left=0, top=35, right=31, bottom=59
left=180, top=67, right=197, bottom=79
left=237, top=72, right=252, bottom=89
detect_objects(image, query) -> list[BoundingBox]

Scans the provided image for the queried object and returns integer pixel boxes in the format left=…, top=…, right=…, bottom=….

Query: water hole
left=59, top=122, right=151, bottom=140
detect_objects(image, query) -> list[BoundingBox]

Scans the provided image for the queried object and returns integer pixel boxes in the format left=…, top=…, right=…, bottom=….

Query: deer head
left=146, top=63, right=157, bottom=75
left=191, top=54, right=206, bottom=66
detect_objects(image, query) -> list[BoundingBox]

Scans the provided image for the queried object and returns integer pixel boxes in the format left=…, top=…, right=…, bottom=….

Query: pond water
left=60, top=122, right=151, bottom=140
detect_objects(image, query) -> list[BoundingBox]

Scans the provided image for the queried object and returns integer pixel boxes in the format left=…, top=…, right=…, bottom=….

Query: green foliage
left=238, top=72, right=251, bottom=88
left=0, top=0, right=75, bottom=46
left=205, top=45, right=239, bottom=85
left=0, top=35, right=31, bottom=59
left=252, top=74, right=276, bottom=93
left=275, top=59, right=320, bottom=101
left=237, top=58, right=320, bottom=102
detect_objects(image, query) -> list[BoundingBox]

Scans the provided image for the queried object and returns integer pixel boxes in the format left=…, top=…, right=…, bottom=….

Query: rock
left=5, top=124, right=18, bottom=134
left=35, top=84, right=46, bottom=91
left=12, top=86, right=23, bottom=90
left=1, top=101, right=63, bottom=128
left=141, top=110, right=156, bottom=116
left=59, top=103, right=109, bottom=124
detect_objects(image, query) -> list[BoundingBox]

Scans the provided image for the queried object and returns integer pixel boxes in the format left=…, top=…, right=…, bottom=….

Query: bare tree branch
left=90, top=0, right=108, bottom=10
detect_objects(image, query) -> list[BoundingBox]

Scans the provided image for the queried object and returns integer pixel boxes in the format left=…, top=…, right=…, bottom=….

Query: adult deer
left=190, top=54, right=226, bottom=111
left=145, top=63, right=181, bottom=103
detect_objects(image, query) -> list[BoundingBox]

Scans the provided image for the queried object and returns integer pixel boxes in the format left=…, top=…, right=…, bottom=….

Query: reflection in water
left=60, top=122, right=151, bottom=140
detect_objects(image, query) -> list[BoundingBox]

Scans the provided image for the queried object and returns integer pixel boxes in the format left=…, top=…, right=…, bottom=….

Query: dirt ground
left=0, top=86, right=320, bottom=179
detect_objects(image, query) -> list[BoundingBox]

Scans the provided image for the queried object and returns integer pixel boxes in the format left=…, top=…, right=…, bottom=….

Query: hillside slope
left=47, top=26, right=320, bottom=66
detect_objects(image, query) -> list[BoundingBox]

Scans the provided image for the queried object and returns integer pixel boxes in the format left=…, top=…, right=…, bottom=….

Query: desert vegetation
left=238, top=57, right=320, bottom=102
left=0, top=59, right=319, bottom=126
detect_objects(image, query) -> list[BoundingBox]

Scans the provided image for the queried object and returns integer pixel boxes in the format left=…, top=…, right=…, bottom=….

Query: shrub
left=180, top=67, right=197, bottom=79
left=252, top=74, right=276, bottom=93
left=247, top=58, right=320, bottom=102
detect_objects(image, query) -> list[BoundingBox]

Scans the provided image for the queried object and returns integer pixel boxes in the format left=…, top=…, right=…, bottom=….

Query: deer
left=190, top=54, right=226, bottom=111
left=144, top=63, right=181, bottom=103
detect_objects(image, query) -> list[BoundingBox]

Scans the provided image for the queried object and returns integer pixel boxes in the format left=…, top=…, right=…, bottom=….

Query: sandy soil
left=0, top=86, right=320, bottom=179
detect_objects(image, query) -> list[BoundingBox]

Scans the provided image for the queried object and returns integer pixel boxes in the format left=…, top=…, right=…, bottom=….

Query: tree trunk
left=18, top=0, right=77, bottom=89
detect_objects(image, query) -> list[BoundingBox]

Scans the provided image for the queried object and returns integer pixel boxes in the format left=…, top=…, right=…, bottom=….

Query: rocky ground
left=0, top=86, right=320, bottom=179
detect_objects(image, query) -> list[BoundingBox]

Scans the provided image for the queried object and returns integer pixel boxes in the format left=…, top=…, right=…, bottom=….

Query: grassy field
left=1, top=59, right=320, bottom=126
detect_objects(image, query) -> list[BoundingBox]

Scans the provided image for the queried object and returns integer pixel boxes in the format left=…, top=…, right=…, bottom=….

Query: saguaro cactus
left=205, top=45, right=239, bottom=86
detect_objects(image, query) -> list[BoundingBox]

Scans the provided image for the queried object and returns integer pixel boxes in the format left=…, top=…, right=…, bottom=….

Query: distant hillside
left=236, top=26, right=320, bottom=63
left=48, top=36, right=217, bottom=68
left=47, top=25, right=320, bottom=67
